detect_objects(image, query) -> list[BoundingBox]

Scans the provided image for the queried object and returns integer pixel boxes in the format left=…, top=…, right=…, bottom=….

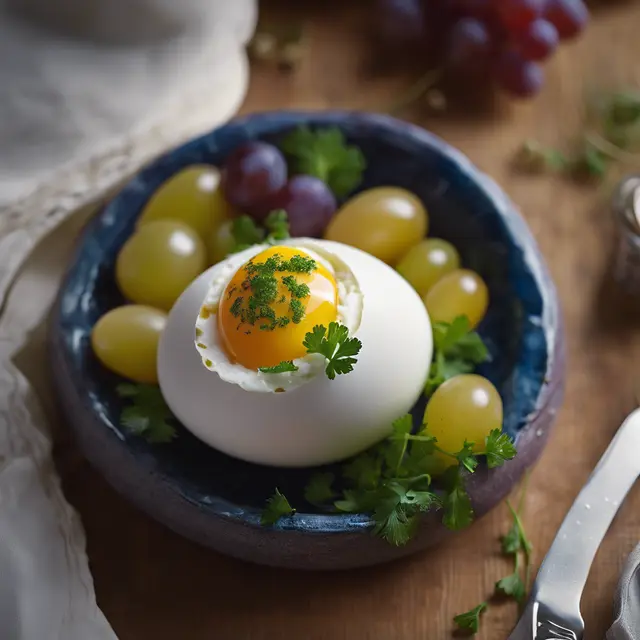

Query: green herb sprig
left=453, top=603, right=488, bottom=634
left=261, top=488, right=296, bottom=526
left=116, top=384, right=177, bottom=443
left=281, top=126, right=366, bottom=198
left=230, top=209, right=291, bottom=254
left=303, top=322, right=363, bottom=380
left=426, top=316, right=490, bottom=396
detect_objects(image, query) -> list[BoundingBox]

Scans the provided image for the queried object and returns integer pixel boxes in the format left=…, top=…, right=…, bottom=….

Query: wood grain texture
left=54, top=2, right=640, bottom=638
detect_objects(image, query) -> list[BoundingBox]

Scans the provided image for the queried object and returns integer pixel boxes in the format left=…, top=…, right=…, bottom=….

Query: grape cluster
left=376, top=0, right=589, bottom=98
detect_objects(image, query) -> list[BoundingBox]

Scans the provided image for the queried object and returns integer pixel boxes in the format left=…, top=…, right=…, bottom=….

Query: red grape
left=267, top=175, right=337, bottom=237
left=519, top=19, right=559, bottom=61
left=497, top=0, right=545, bottom=32
left=544, top=0, right=589, bottom=40
left=447, top=18, right=493, bottom=68
left=221, top=142, right=287, bottom=220
left=495, top=50, right=544, bottom=97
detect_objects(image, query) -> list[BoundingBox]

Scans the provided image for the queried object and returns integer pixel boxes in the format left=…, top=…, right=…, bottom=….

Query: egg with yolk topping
left=158, top=239, right=433, bottom=467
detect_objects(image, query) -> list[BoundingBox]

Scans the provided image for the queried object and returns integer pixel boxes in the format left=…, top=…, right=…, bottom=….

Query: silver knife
left=507, top=407, right=640, bottom=640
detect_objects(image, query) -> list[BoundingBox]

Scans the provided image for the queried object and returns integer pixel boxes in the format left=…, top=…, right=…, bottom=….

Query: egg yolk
left=217, top=246, right=338, bottom=370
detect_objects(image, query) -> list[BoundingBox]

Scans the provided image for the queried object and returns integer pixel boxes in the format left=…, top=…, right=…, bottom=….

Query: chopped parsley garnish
left=260, top=488, right=296, bottom=526
left=116, top=383, right=177, bottom=444
left=231, top=252, right=317, bottom=330
left=259, top=361, right=299, bottom=374
left=425, top=316, right=489, bottom=396
left=282, top=275, right=311, bottom=299
left=289, top=298, right=305, bottom=323
left=302, top=322, right=362, bottom=380
left=281, top=126, right=366, bottom=198
left=453, top=603, right=487, bottom=634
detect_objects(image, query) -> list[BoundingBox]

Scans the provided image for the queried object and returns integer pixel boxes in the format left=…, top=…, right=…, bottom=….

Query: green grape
left=91, top=305, right=166, bottom=383
left=324, top=187, right=428, bottom=265
left=206, top=219, right=235, bottom=265
left=116, top=220, right=206, bottom=311
left=396, top=238, right=461, bottom=297
left=137, top=165, right=235, bottom=240
left=424, top=269, right=488, bottom=329
left=424, top=374, right=503, bottom=473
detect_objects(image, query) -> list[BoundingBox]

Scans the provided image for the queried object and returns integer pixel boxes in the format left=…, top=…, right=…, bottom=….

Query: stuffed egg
left=158, top=239, right=433, bottom=467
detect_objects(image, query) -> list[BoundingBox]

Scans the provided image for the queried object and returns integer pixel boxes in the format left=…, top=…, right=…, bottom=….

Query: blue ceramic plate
left=50, top=112, right=564, bottom=570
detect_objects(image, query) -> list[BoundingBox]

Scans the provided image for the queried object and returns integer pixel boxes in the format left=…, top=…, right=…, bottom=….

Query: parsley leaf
left=442, top=466, right=474, bottom=531
left=453, top=602, right=487, bottom=634
left=116, top=384, right=177, bottom=444
left=261, top=488, right=296, bottom=526
left=426, top=316, right=489, bottom=396
left=485, top=429, right=517, bottom=469
left=501, top=522, right=522, bottom=555
left=303, top=322, right=362, bottom=380
left=281, top=126, right=366, bottom=198
left=264, top=209, right=290, bottom=243
left=258, top=361, right=299, bottom=374
left=342, top=453, right=382, bottom=490
left=495, top=569, right=526, bottom=603
left=304, top=473, right=336, bottom=507
left=456, top=441, right=479, bottom=474
left=230, top=215, right=265, bottom=252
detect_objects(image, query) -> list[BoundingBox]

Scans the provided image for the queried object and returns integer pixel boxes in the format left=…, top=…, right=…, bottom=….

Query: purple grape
left=497, top=0, right=545, bottom=32
left=495, top=50, right=544, bottom=97
left=446, top=17, right=493, bottom=68
left=375, top=0, right=426, bottom=44
left=544, top=0, right=589, bottom=40
left=221, top=142, right=287, bottom=220
left=267, top=176, right=337, bottom=238
left=519, top=19, right=559, bottom=61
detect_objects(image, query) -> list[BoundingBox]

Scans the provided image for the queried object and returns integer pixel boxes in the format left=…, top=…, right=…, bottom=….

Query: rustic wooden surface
left=55, top=2, right=640, bottom=638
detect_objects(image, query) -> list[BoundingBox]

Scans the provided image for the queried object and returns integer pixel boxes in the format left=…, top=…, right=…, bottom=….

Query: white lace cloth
left=0, top=1, right=256, bottom=637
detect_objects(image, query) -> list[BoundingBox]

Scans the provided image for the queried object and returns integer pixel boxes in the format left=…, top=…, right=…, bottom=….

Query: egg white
left=194, top=239, right=364, bottom=393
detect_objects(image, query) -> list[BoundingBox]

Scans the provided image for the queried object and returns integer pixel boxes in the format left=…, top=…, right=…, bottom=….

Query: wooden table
left=56, top=2, right=640, bottom=638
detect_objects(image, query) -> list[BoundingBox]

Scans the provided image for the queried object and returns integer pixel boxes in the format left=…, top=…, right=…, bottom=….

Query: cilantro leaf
left=484, top=429, right=517, bottom=468
left=442, top=467, right=474, bottom=531
left=304, top=473, right=336, bottom=506
left=495, top=571, right=526, bottom=603
left=230, top=215, right=265, bottom=252
left=281, top=126, right=366, bottom=198
left=342, top=453, right=382, bottom=490
left=373, top=501, right=419, bottom=547
left=426, top=317, right=489, bottom=396
left=453, top=603, right=487, bottom=634
left=264, top=209, right=290, bottom=243
left=258, top=361, right=299, bottom=374
left=303, top=322, right=362, bottom=380
left=455, top=441, right=479, bottom=474
left=261, top=488, right=296, bottom=526
left=116, top=384, right=177, bottom=444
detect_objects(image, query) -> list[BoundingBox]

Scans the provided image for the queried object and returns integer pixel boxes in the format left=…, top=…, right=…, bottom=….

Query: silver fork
left=507, top=407, right=640, bottom=640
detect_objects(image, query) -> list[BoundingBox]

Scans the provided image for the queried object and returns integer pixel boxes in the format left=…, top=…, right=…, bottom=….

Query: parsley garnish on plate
left=303, top=322, right=363, bottom=380
left=116, top=383, right=177, bottom=444
left=425, top=316, right=489, bottom=396
left=453, top=602, right=488, bottom=635
left=281, top=126, right=366, bottom=198
left=230, top=209, right=291, bottom=254
left=261, top=488, right=296, bottom=526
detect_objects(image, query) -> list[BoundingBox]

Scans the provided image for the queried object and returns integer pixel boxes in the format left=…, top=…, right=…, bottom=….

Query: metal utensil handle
left=534, top=408, right=640, bottom=616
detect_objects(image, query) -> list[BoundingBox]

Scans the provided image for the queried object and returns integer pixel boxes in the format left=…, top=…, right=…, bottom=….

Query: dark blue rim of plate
left=55, top=110, right=560, bottom=534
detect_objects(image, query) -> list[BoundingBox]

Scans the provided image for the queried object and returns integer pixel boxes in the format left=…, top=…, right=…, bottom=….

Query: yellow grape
left=91, top=305, right=166, bottom=383
left=206, top=219, right=235, bottom=265
left=324, top=187, right=428, bottom=265
left=396, top=238, right=461, bottom=297
left=424, top=269, right=488, bottom=329
left=137, top=165, right=235, bottom=240
left=116, top=220, right=206, bottom=311
left=424, top=374, right=503, bottom=473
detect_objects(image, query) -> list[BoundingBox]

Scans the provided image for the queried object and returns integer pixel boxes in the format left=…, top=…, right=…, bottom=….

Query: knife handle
left=533, top=408, right=640, bottom=618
